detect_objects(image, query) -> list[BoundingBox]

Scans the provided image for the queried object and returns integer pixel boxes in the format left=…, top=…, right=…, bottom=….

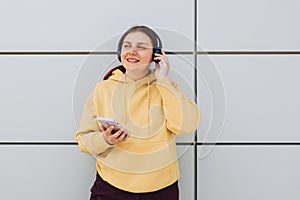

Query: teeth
left=127, top=58, right=139, bottom=63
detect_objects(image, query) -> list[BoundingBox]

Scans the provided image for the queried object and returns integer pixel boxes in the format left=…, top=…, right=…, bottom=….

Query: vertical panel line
left=194, top=0, right=198, bottom=200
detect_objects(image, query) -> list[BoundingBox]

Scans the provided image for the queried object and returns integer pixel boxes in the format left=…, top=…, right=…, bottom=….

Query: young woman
left=75, top=25, right=200, bottom=200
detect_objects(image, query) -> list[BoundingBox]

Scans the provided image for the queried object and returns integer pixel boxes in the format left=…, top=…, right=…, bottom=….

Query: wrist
left=102, top=133, right=114, bottom=146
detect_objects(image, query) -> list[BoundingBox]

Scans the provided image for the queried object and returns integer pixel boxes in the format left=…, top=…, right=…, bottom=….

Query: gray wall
left=0, top=0, right=299, bottom=199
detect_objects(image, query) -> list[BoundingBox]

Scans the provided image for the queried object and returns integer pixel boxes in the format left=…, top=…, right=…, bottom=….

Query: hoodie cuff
left=79, top=131, right=115, bottom=155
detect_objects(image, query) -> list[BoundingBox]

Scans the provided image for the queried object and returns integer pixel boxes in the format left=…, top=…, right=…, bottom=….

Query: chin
left=122, top=64, right=135, bottom=71
left=123, top=63, right=149, bottom=71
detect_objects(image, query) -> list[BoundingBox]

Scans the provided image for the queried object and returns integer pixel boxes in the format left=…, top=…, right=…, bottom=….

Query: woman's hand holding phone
left=100, top=124, right=129, bottom=145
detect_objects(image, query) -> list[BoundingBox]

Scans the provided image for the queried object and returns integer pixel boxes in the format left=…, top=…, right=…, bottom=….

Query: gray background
left=0, top=0, right=299, bottom=199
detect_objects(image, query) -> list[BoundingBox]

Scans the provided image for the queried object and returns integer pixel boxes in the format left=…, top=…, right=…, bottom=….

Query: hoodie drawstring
left=121, top=70, right=153, bottom=136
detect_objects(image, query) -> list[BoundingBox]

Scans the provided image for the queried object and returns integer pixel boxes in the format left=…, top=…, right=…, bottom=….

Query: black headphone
left=117, top=26, right=162, bottom=63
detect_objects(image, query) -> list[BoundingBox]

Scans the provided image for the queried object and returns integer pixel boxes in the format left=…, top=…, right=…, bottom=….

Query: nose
left=126, top=47, right=138, bottom=56
left=121, top=46, right=139, bottom=58
left=127, top=46, right=138, bottom=53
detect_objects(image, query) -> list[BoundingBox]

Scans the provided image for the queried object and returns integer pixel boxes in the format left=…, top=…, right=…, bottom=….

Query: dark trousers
left=90, top=173, right=179, bottom=200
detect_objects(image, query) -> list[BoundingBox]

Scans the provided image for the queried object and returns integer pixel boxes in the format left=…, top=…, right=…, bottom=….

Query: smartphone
left=97, top=117, right=123, bottom=134
left=153, top=48, right=162, bottom=63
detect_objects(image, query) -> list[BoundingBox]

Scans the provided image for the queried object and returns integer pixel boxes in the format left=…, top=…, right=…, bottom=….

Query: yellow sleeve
left=156, top=78, right=200, bottom=135
left=75, top=87, right=114, bottom=155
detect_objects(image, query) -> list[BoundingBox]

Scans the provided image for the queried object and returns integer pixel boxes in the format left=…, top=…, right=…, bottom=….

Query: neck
left=125, top=69, right=150, bottom=81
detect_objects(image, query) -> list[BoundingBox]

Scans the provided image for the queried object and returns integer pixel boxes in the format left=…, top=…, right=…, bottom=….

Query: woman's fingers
left=103, top=126, right=129, bottom=145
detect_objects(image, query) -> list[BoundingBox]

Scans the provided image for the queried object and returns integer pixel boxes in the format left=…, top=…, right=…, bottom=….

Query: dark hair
left=102, top=65, right=126, bottom=80
left=118, top=25, right=159, bottom=49
left=103, top=25, right=161, bottom=80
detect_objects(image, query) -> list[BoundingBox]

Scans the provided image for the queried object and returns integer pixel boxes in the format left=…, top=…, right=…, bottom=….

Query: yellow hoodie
left=75, top=68, right=200, bottom=193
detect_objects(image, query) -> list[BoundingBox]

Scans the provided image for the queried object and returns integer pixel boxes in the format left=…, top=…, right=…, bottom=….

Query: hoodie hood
left=108, top=68, right=157, bottom=85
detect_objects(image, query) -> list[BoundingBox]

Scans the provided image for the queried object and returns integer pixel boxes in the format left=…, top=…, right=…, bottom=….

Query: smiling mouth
left=126, top=58, right=140, bottom=63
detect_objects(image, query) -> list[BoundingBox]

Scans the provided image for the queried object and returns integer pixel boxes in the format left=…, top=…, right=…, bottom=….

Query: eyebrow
left=123, top=41, right=151, bottom=46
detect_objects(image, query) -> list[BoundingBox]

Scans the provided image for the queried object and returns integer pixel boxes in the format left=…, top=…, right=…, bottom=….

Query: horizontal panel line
left=0, top=51, right=300, bottom=55
left=0, top=142, right=78, bottom=145
left=1, top=142, right=300, bottom=146
left=0, top=141, right=194, bottom=146
left=0, top=51, right=116, bottom=55
left=0, top=51, right=193, bottom=55
left=197, top=142, right=300, bottom=145
left=198, top=51, right=300, bottom=55
left=176, top=142, right=194, bottom=145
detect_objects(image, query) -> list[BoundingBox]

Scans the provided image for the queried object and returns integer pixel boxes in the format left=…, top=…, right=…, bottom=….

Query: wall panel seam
left=1, top=51, right=300, bottom=55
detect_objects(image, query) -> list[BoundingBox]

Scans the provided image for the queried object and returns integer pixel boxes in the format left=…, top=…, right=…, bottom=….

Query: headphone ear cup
left=117, top=49, right=121, bottom=62
left=152, top=48, right=162, bottom=63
